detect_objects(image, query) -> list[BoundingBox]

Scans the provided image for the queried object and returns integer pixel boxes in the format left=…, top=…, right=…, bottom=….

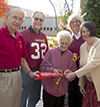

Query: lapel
left=87, top=38, right=99, bottom=62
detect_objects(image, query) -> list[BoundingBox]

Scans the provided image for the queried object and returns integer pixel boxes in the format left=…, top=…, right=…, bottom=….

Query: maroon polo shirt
left=0, top=25, right=28, bottom=69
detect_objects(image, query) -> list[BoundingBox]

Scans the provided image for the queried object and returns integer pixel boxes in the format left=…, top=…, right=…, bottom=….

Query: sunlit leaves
left=0, top=0, right=12, bottom=18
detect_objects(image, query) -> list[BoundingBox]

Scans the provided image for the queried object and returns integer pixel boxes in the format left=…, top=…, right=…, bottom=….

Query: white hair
left=68, top=14, right=84, bottom=30
left=7, top=6, right=25, bottom=17
left=57, top=31, right=72, bottom=45
left=31, top=11, right=45, bottom=19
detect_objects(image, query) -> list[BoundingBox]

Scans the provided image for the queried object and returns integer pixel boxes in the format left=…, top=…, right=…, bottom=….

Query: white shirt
left=71, top=31, right=81, bottom=40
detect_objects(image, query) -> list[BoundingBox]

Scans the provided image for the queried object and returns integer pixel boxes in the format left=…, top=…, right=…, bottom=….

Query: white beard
left=34, top=25, right=41, bottom=30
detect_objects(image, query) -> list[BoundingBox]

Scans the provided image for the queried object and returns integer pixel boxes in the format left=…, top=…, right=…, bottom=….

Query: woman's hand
left=80, top=86, right=86, bottom=97
left=64, top=69, right=72, bottom=74
left=65, top=72, right=76, bottom=80
left=73, top=53, right=80, bottom=61
left=53, top=69, right=59, bottom=74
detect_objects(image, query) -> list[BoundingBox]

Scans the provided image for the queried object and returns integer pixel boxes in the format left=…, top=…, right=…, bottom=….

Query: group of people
left=0, top=6, right=48, bottom=107
left=0, top=6, right=100, bottom=107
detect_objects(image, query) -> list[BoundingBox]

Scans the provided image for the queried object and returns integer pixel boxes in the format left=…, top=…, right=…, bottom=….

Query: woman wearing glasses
left=67, top=14, right=84, bottom=107
left=66, top=21, right=100, bottom=107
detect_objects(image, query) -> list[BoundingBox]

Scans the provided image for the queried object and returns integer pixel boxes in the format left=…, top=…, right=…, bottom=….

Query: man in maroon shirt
left=20, top=11, right=48, bottom=107
left=0, top=6, right=39, bottom=107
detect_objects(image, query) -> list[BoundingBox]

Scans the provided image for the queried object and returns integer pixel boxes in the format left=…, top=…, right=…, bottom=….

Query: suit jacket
left=75, top=37, right=100, bottom=101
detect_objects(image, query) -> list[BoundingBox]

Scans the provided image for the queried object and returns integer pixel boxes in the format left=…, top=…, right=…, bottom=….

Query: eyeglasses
left=71, top=21, right=80, bottom=24
left=60, top=41, right=69, bottom=45
left=34, top=17, right=44, bottom=22
left=9, top=15, right=24, bottom=22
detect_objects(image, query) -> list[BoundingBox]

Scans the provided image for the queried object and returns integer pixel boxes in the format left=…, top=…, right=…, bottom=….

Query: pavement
left=36, top=86, right=43, bottom=107
left=36, top=99, right=43, bottom=107
left=26, top=99, right=43, bottom=107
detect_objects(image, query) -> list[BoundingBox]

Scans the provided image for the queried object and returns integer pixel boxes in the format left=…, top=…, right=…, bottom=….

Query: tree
left=82, top=0, right=100, bottom=37
left=0, top=0, right=12, bottom=18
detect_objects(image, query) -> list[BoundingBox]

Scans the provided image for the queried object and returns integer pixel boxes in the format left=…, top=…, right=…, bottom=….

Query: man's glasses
left=9, top=15, right=24, bottom=22
left=34, top=17, right=44, bottom=22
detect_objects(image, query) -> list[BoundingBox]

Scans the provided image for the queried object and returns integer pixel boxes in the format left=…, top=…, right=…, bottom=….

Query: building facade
left=19, top=16, right=59, bottom=36
left=0, top=8, right=59, bottom=36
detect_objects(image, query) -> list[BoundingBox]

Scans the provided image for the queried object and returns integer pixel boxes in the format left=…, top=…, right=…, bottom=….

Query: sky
left=9, top=0, right=80, bottom=16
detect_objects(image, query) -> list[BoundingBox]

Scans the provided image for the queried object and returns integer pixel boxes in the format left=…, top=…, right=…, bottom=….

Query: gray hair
left=31, top=11, right=45, bottom=20
left=57, top=31, right=72, bottom=45
left=7, top=6, right=25, bottom=17
left=68, top=14, right=84, bottom=30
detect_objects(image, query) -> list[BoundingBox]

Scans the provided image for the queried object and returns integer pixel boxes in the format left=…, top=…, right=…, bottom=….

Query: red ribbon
left=35, top=72, right=67, bottom=80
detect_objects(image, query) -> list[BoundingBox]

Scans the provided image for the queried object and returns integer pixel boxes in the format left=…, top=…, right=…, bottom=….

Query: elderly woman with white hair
left=40, top=31, right=77, bottom=107
left=67, top=14, right=85, bottom=107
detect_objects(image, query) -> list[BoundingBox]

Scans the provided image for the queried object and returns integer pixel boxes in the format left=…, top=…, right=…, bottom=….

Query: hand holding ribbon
left=35, top=72, right=67, bottom=80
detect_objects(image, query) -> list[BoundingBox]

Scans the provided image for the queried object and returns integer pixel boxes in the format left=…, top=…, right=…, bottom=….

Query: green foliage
left=52, top=38, right=58, bottom=46
left=47, top=35, right=58, bottom=47
left=82, top=0, right=100, bottom=38
left=49, top=10, right=73, bottom=46
left=60, top=10, right=72, bottom=25
left=58, top=10, right=73, bottom=31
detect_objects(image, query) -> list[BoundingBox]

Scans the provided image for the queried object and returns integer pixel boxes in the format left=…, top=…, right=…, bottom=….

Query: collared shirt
left=71, top=31, right=81, bottom=40
left=0, top=25, right=28, bottom=69
left=29, top=25, right=42, bottom=34
left=21, top=25, right=48, bottom=69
